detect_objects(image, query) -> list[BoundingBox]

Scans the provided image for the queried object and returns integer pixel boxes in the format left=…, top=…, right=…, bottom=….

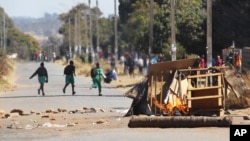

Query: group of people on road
left=198, top=54, right=223, bottom=68
left=199, top=52, right=241, bottom=73
left=29, top=60, right=107, bottom=96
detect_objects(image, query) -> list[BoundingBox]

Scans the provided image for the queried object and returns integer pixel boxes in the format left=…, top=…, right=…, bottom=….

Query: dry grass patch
left=56, top=58, right=145, bottom=87
left=0, top=57, right=16, bottom=91
left=57, top=58, right=250, bottom=109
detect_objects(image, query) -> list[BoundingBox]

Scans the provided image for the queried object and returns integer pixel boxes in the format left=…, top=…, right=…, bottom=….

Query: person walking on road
left=29, top=62, right=48, bottom=96
left=91, top=62, right=106, bottom=96
left=234, top=52, right=242, bottom=73
left=63, top=60, right=76, bottom=95
left=199, top=54, right=206, bottom=68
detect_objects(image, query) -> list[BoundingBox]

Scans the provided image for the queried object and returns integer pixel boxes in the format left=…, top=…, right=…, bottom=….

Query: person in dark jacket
left=29, top=62, right=48, bottom=96
left=63, top=60, right=76, bottom=95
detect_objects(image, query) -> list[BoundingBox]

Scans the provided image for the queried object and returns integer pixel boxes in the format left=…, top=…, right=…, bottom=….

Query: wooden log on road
left=128, top=116, right=232, bottom=128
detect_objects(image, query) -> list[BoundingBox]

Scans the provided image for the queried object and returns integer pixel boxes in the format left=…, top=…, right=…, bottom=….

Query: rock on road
left=0, top=61, right=230, bottom=141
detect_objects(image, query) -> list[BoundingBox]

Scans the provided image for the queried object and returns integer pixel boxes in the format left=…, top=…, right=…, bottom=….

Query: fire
left=153, top=97, right=189, bottom=116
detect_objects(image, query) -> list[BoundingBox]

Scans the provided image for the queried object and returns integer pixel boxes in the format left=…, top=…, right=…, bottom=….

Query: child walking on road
left=63, top=60, right=76, bottom=95
left=29, top=62, right=48, bottom=96
left=91, top=62, right=106, bottom=96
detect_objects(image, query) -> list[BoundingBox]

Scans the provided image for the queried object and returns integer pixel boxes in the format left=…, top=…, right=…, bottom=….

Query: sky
left=0, top=0, right=119, bottom=18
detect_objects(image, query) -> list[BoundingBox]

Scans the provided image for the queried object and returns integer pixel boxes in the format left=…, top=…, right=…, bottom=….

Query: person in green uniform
left=91, top=62, right=106, bottom=96
left=29, top=62, right=48, bottom=96
left=63, top=60, right=76, bottom=95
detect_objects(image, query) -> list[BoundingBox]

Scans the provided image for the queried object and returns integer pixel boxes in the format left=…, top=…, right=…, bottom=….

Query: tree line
left=1, top=0, right=250, bottom=61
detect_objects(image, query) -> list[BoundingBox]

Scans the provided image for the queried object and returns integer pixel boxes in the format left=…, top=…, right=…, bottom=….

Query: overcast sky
left=0, top=0, right=119, bottom=18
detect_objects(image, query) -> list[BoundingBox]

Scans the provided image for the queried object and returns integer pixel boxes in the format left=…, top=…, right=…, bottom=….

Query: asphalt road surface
left=0, top=61, right=231, bottom=141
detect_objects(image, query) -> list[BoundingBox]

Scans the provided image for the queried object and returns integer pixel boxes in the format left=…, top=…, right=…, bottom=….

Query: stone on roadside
left=0, top=110, right=5, bottom=115
left=50, top=117, right=56, bottom=121
left=83, top=107, right=89, bottom=110
left=10, top=109, right=23, bottom=115
left=110, top=109, right=116, bottom=112
left=45, top=109, right=53, bottom=113
left=96, top=119, right=106, bottom=124
left=90, top=108, right=97, bottom=113
left=100, top=108, right=105, bottom=112
left=30, top=110, right=35, bottom=114
left=4, top=113, right=10, bottom=118
left=0, top=110, right=5, bottom=118
left=52, top=111, right=59, bottom=114
left=41, top=114, right=50, bottom=118
left=68, top=110, right=76, bottom=114
left=62, top=109, right=67, bottom=112
left=75, top=109, right=85, bottom=113
left=57, top=108, right=63, bottom=112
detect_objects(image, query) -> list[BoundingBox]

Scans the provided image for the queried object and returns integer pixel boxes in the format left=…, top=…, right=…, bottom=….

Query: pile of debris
left=123, top=58, right=250, bottom=127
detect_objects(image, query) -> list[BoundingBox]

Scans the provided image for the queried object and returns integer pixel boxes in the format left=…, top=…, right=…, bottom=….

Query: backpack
left=64, top=65, right=72, bottom=75
left=91, top=68, right=98, bottom=78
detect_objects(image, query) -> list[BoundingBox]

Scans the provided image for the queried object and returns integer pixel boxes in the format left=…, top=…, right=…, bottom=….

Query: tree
left=0, top=7, right=41, bottom=59
left=118, top=0, right=205, bottom=59
left=58, top=3, right=114, bottom=59
left=213, top=0, right=250, bottom=54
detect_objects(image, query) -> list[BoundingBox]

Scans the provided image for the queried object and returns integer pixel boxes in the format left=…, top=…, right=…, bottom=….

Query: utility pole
left=68, top=18, right=72, bottom=58
left=114, top=0, right=118, bottom=62
left=171, top=0, right=176, bottom=61
left=89, top=0, right=93, bottom=63
left=74, top=13, right=78, bottom=58
left=1, top=11, right=6, bottom=52
left=78, top=11, right=82, bottom=55
left=96, top=0, right=100, bottom=60
left=207, top=0, right=212, bottom=67
left=0, top=13, right=3, bottom=49
left=149, top=0, right=154, bottom=57
left=3, top=12, right=7, bottom=52
left=84, top=13, right=88, bottom=54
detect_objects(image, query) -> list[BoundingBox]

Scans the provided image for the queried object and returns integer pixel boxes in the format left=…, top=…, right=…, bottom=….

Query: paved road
left=0, top=61, right=132, bottom=112
left=0, top=61, right=230, bottom=141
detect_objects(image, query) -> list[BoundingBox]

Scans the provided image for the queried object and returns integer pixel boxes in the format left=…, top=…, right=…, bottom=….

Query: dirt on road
left=0, top=59, right=250, bottom=141
left=0, top=108, right=130, bottom=132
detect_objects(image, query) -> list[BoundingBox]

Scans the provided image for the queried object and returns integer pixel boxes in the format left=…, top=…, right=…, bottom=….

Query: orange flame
left=153, top=97, right=189, bottom=115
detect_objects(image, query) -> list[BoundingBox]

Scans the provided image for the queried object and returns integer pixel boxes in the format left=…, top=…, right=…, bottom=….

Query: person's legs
left=71, top=83, right=76, bottom=95
left=92, top=79, right=97, bottom=88
left=71, top=75, right=75, bottom=95
left=97, top=80, right=102, bottom=96
left=63, top=75, right=71, bottom=94
left=40, top=83, right=45, bottom=96
left=131, top=68, right=135, bottom=78
left=63, top=83, right=69, bottom=93
left=38, top=77, right=44, bottom=95
left=38, top=85, right=40, bottom=95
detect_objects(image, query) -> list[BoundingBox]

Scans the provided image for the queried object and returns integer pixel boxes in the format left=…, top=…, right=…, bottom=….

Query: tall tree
left=0, top=7, right=41, bottom=59
left=213, top=0, right=250, bottom=54
left=119, top=0, right=205, bottom=59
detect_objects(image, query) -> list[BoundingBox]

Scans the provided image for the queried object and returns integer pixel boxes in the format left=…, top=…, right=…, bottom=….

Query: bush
left=0, top=49, right=6, bottom=57
left=0, top=57, right=15, bottom=91
left=225, top=92, right=249, bottom=109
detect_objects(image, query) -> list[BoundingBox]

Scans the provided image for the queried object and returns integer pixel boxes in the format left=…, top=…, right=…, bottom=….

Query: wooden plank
left=187, top=73, right=223, bottom=78
left=149, top=58, right=199, bottom=73
left=187, top=95, right=222, bottom=100
left=188, top=85, right=222, bottom=91
left=187, top=90, right=192, bottom=108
